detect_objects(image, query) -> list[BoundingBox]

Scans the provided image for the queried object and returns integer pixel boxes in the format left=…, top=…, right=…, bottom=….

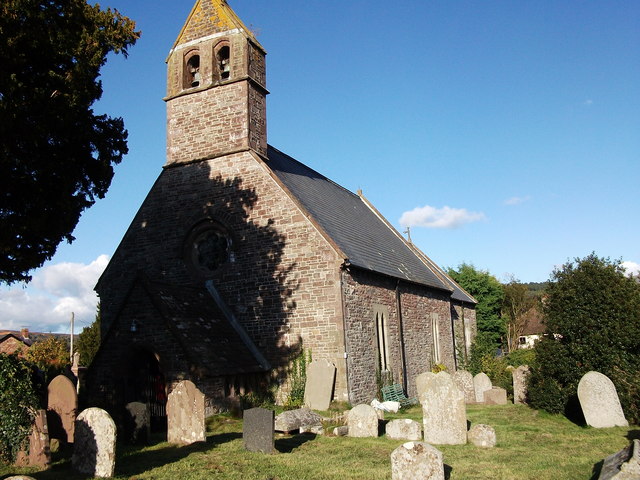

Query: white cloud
left=399, top=205, right=486, bottom=229
left=0, top=255, right=109, bottom=333
left=504, top=195, right=531, bottom=206
left=583, top=99, right=594, bottom=106
left=622, top=261, right=640, bottom=277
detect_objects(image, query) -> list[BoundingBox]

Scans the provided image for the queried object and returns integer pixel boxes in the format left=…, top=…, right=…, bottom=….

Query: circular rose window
left=185, top=221, right=232, bottom=276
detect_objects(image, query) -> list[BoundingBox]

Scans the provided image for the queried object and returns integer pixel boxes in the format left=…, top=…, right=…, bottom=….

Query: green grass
left=1, top=404, right=637, bottom=480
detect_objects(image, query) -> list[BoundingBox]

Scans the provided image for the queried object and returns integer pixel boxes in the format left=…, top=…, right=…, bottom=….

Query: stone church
left=87, top=0, right=476, bottom=420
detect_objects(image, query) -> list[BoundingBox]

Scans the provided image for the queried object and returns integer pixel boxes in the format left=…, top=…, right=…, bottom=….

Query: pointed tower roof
left=168, top=0, right=264, bottom=57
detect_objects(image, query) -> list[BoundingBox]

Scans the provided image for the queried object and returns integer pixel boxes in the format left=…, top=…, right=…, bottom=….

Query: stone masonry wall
left=96, top=150, right=348, bottom=405
left=341, top=268, right=455, bottom=404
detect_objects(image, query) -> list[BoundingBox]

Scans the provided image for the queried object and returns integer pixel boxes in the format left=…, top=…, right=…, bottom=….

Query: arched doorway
left=123, top=348, right=167, bottom=432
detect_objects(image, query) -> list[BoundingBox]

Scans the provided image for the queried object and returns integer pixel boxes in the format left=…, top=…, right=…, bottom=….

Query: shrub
left=0, top=354, right=39, bottom=463
left=285, top=349, right=311, bottom=409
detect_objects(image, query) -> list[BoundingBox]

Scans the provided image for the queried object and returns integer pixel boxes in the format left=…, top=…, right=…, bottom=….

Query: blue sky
left=1, top=0, right=639, bottom=333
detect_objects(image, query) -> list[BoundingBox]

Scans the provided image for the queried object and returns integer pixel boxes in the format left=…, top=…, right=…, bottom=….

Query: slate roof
left=266, top=145, right=475, bottom=304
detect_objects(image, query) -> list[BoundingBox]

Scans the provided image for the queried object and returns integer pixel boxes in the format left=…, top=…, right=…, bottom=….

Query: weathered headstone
left=512, top=365, right=530, bottom=405
left=452, top=370, right=476, bottom=404
left=347, top=404, right=379, bottom=438
left=390, top=441, right=445, bottom=480
left=167, top=380, right=206, bottom=444
left=71, top=408, right=116, bottom=478
left=484, top=387, right=508, bottom=405
left=125, top=402, right=150, bottom=444
left=304, top=359, right=336, bottom=411
left=422, top=372, right=467, bottom=445
left=467, top=424, right=496, bottom=448
left=415, top=372, right=436, bottom=403
left=473, top=372, right=492, bottom=403
left=578, top=371, right=628, bottom=428
left=386, top=419, right=422, bottom=441
left=274, top=408, right=323, bottom=433
left=47, top=375, right=77, bottom=444
left=15, top=409, right=50, bottom=468
left=243, top=407, right=274, bottom=453
left=333, top=425, right=349, bottom=436
left=598, top=439, right=640, bottom=480
left=5, top=476, right=37, bottom=480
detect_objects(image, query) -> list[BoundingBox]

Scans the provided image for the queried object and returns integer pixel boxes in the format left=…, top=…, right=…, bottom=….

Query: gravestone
left=598, top=439, right=640, bottom=480
left=484, top=387, right=508, bottom=405
left=467, top=424, right=496, bottom=448
left=167, top=380, right=206, bottom=444
left=47, top=375, right=77, bottom=444
left=125, top=402, right=150, bottom=444
left=15, top=409, right=50, bottom=468
left=422, top=372, right=467, bottom=445
left=5, top=476, right=37, bottom=480
left=512, top=365, right=530, bottom=405
left=473, top=372, right=492, bottom=403
left=71, top=408, right=116, bottom=478
left=386, top=419, right=422, bottom=441
left=304, top=360, right=336, bottom=411
left=577, top=371, right=628, bottom=428
left=243, top=407, right=274, bottom=453
left=347, top=404, right=379, bottom=438
left=333, top=425, right=349, bottom=436
left=415, top=372, right=436, bottom=403
left=274, top=408, right=323, bottom=433
left=390, top=441, right=445, bottom=480
left=452, top=370, right=476, bottom=404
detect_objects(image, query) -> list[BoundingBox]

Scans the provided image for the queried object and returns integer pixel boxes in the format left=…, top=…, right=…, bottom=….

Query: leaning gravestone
left=304, top=359, right=336, bottom=411
left=390, top=441, right=445, bottom=480
left=71, top=407, right=116, bottom=478
left=452, top=370, right=476, bottom=404
left=422, top=372, right=467, bottom=445
left=15, top=409, right=50, bottom=468
left=577, top=371, right=628, bottom=428
left=347, top=404, right=379, bottom=438
left=473, top=372, right=492, bottom=403
left=512, top=365, right=530, bottom=405
left=484, top=387, right=508, bottom=405
left=125, top=402, right=150, bottom=444
left=415, top=372, right=436, bottom=403
left=386, top=419, right=422, bottom=441
left=274, top=408, right=323, bottom=433
left=47, top=375, right=77, bottom=444
left=167, top=380, right=206, bottom=444
left=243, top=407, right=274, bottom=454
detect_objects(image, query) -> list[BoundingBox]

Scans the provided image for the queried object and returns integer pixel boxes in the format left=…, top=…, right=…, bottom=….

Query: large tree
left=528, top=254, right=640, bottom=423
left=0, top=0, right=139, bottom=283
left=502, top=276, right=537, bottom=353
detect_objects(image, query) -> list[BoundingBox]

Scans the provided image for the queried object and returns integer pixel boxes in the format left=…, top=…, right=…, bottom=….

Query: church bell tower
left=164, top=0, right=267, bottom=165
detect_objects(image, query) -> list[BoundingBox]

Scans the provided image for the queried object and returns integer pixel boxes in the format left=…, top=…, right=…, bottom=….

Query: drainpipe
left=339, top=268, right=352, bottom=404
left=395, top=280, right=408, bottom=393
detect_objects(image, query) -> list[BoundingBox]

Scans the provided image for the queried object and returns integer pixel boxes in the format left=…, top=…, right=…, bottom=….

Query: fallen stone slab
left=598, top=439, right=640, bottom=480
left=274, top=408, right=323, bottom=433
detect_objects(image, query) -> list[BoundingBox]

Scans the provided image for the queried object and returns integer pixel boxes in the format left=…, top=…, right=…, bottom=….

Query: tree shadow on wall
left=86, top=159, right=303, bottom=419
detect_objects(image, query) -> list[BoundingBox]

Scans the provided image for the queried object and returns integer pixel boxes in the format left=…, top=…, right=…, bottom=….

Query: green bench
left=381, top=384, right=417, bottom=407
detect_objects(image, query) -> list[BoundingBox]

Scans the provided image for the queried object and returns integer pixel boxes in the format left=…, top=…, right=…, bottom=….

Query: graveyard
left=0, top=400, right=636, bottom=479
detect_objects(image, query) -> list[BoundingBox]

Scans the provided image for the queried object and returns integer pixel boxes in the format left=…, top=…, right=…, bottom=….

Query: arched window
left=187, top=55, right=201, bottom=87
left=216, top=45, right=230, bottom=80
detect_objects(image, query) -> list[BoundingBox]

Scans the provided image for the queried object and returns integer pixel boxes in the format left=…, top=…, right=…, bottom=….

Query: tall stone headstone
left=473, top=373, right=492, bottom=403
left=390, top=441, right=445, bottom=480
left=347, top=404, right=379, bottom=438
left=422, top=372, right=467, bottom=445
left=243, top=407, right=275, bottom=453
left=125, top=402, right=150, bottom=444
left=577, top=371, right=628, bottom=428
left=512, top=365, right=530, bottom=405
left=71, top=408, right=116, bottom=478
left=47, top=375, right=77, bottom=444
left=304, top=360, right=336, bottom=411
left=15, top=409, right=50, bottom=468
left=452, top=370, right=476, bottom=404
left=415, top=372, right=436, bottom=403
left=167, top=380, right=206, bottom=444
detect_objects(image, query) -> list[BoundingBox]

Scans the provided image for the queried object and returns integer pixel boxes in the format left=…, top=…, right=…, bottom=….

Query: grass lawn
left=1, top=404, right=637, bottom=480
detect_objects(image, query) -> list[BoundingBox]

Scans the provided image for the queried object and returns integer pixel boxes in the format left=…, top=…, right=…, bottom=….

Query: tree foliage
left=448, top=263, right=505, bottom=346
left=528, top=254, right=640, bottom=423
left=26, top=335, right=70, bottom=383
left=0, top=0, right=139, bottom=284
left=77, top=304, right=101, bottom=366
left=502, top=277, right=537, bottom=353
left=0, top=353, right=39, bottom=463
